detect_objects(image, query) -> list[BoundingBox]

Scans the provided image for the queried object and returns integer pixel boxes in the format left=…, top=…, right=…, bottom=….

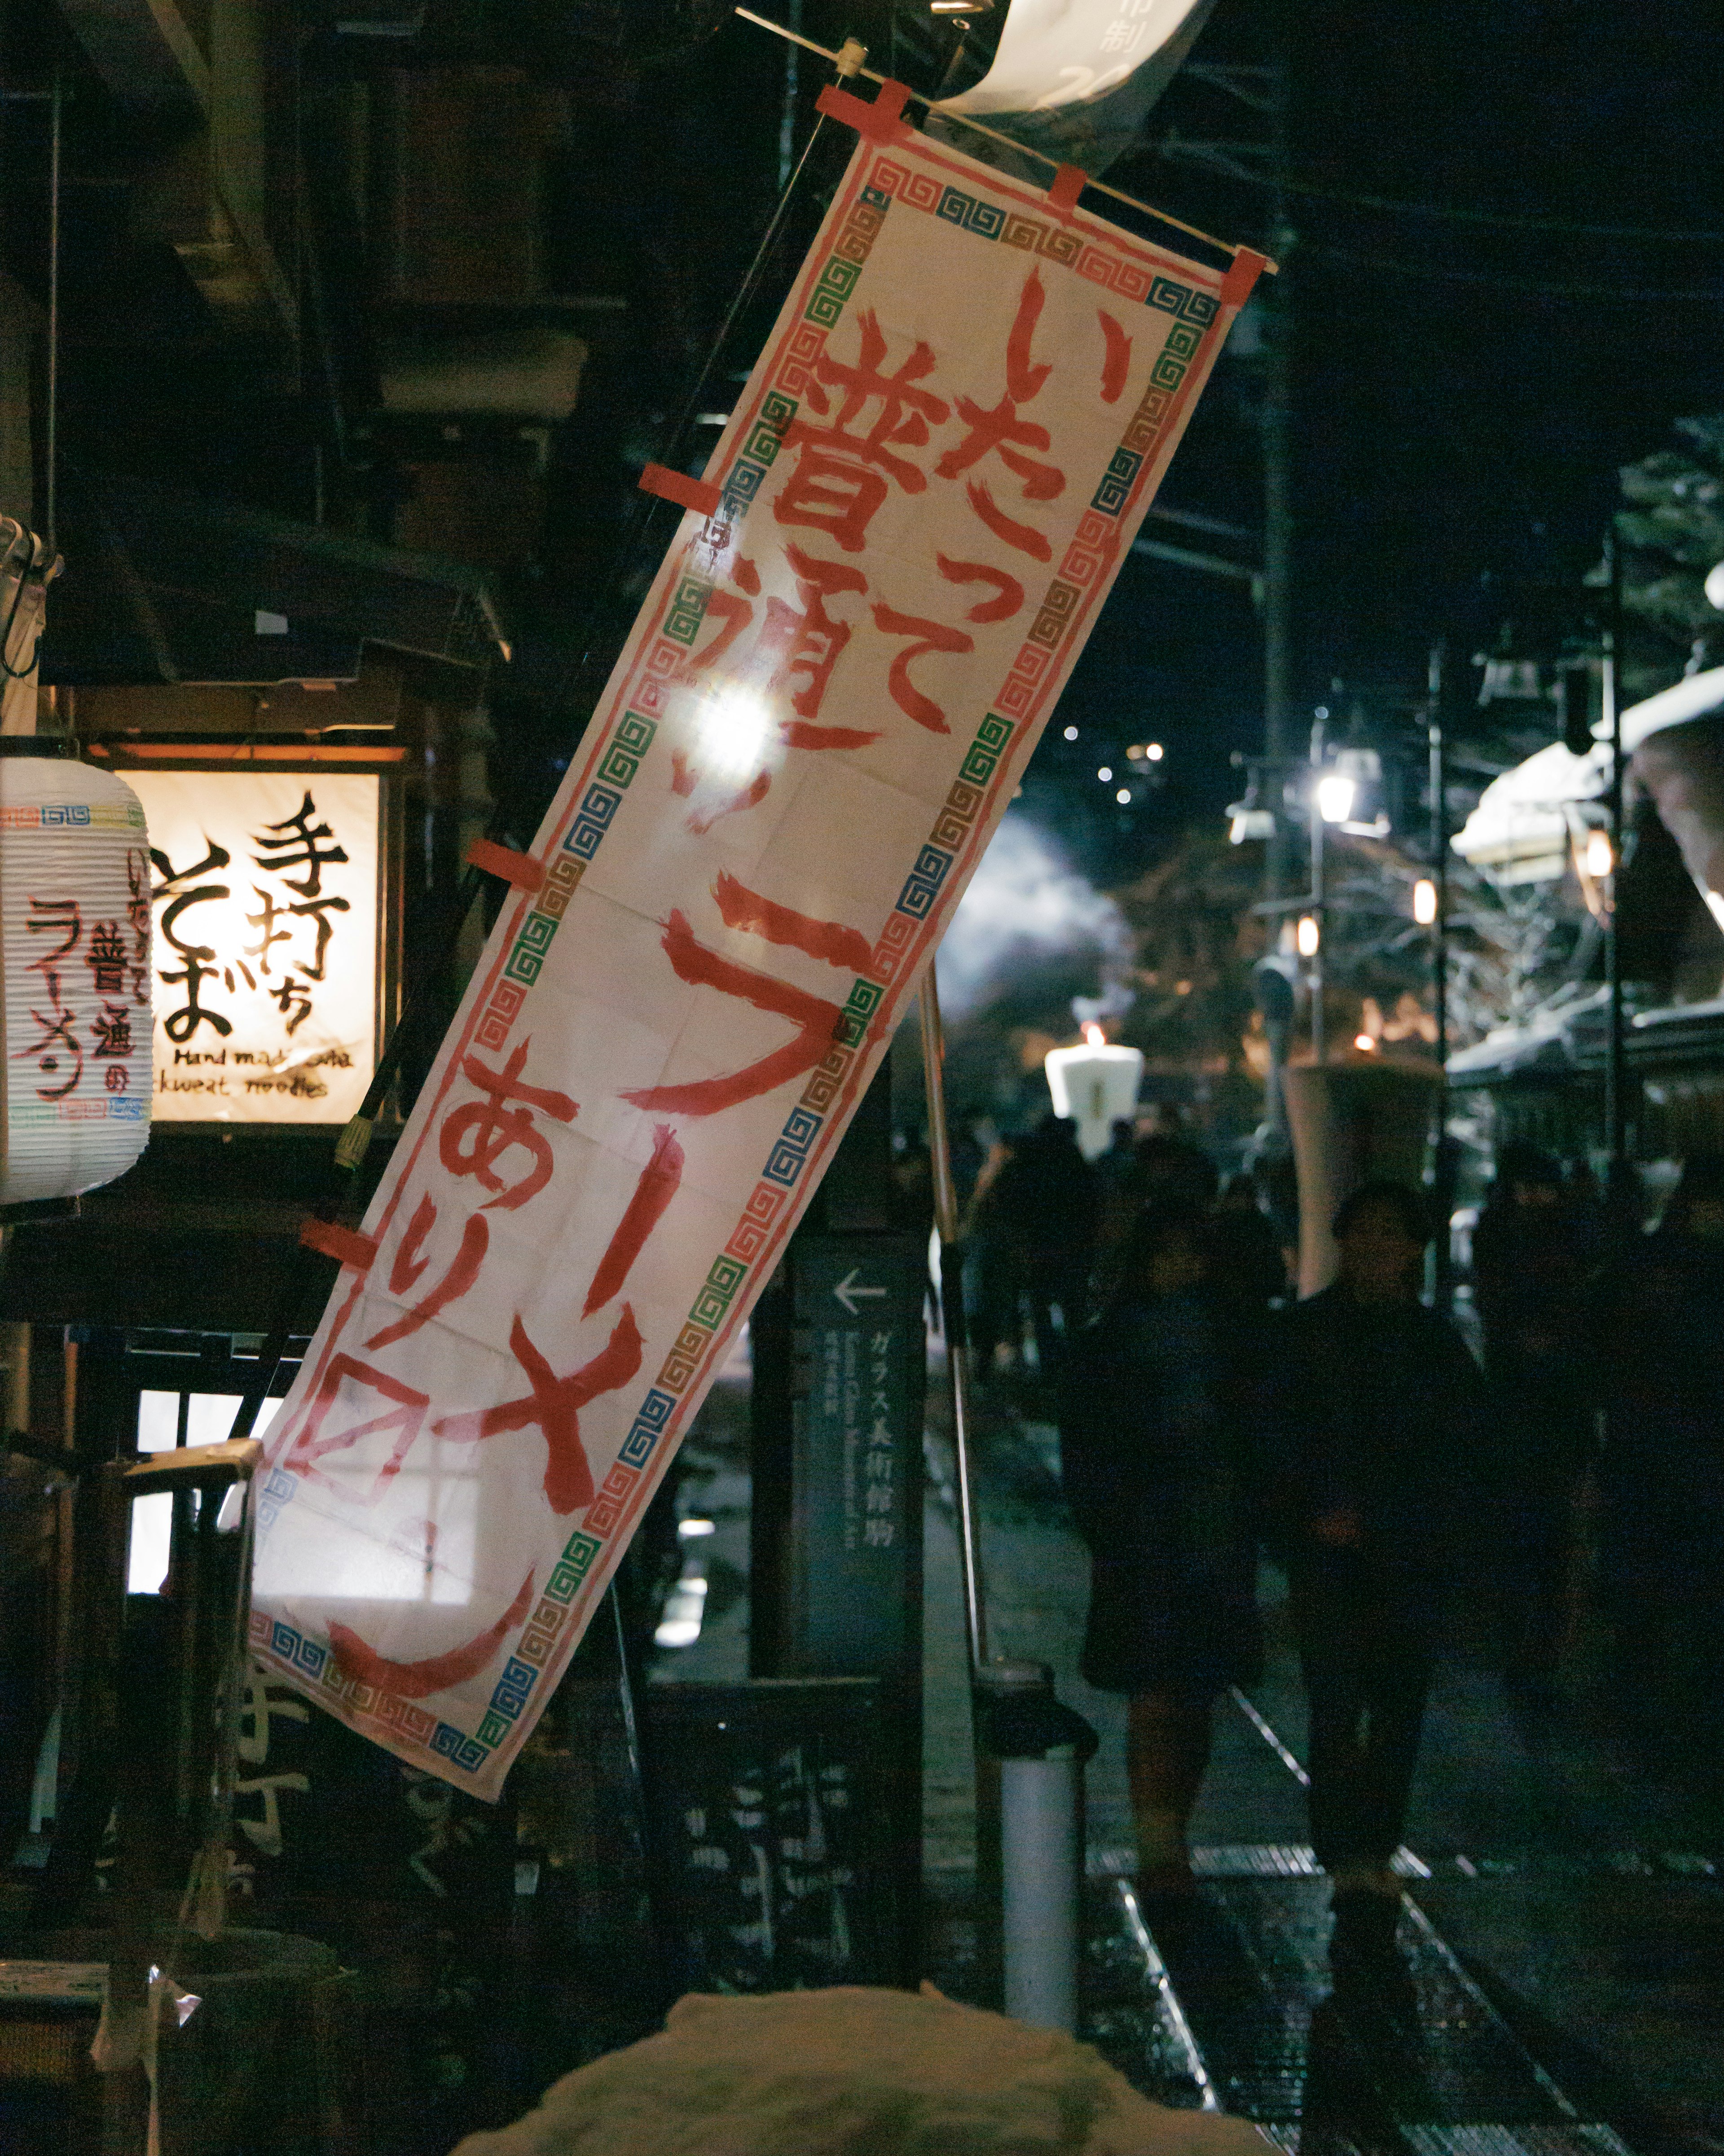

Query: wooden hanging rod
left=733, top=5, right=1276, bottom=272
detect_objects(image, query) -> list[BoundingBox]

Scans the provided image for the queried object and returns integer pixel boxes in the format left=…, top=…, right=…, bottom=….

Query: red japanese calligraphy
left=776, top=310, right=949, bottom=551
left=936, top=554, right=1025, bottom=625
left=964, top=482, right=1052, bottom=564
left=583, top=1124, right=685, bottom=1317
left=1098, top=309, right=1132, bottom=404
left=439, top=1039, right=578, bottom=1212
left=124, top=849, right=152, bottom=1006
left=683, top=580, right=754, bottom=679
left=670, top=752, right=773, bottom=835
left=688, top=546, right=879, bottom=754
left=329, top=1567, right=536, bottom=1701
left=278, top=1354, right=430, bottom=1502
left=621, top=906, right=845, bottom=1118
left=365, top=1192, right=491, bottom=1352
left=870, top=603, right=975, bottom=735
left=757, top=546, right=877, bottom=748
left=22, top=898, right=85, bottom=1099
left=434, top=1307, right=644, bottom=1517
left=935, top=269, right=1065, bottom=562
left=712, top=869, right=874, bottom=972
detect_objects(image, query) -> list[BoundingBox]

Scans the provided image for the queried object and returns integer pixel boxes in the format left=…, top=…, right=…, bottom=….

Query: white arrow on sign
left=833, top=1268, right=888, bottom=1317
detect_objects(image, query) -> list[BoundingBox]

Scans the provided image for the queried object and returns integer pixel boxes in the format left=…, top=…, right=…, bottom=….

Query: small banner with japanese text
left=252, top=91, right=1262, bottom=1795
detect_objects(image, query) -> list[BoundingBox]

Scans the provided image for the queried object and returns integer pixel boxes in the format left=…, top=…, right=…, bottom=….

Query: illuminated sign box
left=127, top=769, right=385, bottom=1124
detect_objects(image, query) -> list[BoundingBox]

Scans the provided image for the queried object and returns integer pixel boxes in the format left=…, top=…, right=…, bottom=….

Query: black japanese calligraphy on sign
left=136, top=773, right=378, bottom=1120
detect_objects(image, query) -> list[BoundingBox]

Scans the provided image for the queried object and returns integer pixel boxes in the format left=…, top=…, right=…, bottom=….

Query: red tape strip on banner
left=816, top=78, right=913, bottom=143
left=1047, top=164, right=1087, bottom=214
left=300, top=1218, right=379, bottom=1273
left=1220, top=248, right=1270, bottom=310
left=467, top=838, right=545, bottom=893
left=638, top=463, right=722, bottom=520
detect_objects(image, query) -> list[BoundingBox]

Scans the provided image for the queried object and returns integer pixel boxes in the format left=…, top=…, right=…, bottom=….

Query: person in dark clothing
left=1061, top=1208, right=1262, bottom=1895
left=1093, top=1126, right=1220, bottom=1310
left=1470, top=1144, right=1597, bottom=1697
left=1598, top=1155, right=1724, bottom=1760
left=981, top=1113, right=1099, bottom=1376
left=1209, top=1171, right=1290, bottom=1314
left=1266, top=1180, right=1486, bottom=1982
left=962, top=1135, right=1020, bottom=1375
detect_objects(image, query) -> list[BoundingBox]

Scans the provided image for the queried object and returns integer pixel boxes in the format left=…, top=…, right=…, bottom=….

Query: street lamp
left=1412, top=877, right=1438, bottom=926
left=1315, top=771, right=1356, bottom=824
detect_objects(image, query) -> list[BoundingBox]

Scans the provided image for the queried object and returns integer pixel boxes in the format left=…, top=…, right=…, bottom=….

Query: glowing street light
left=1115, top=788, right=1131, bottom=803
left=1296, top=913, right=1320, bottom=957
left=1097, top=766, right=1112, bottom=781
left=1146, top=742, right=1164, bottom=761
left=1585, top=829, right=1614, bottom=878
left=1412, top=877, right=1438, bottom=926
left=1315, top=771, right=1356, bottom=824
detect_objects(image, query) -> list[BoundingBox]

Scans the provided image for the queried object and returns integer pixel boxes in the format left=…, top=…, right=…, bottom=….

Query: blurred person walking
left=1092, top=1121, right=1219, bottom=1309
left=962, top=1133, right=1020, bottom=1376
left=1597, top=1154, right=1724, bottom=1763
left=1265, top=1182, right=1486, bottom=1990
left=1060, top=1209, right=1262, bottom=1897
left=974, top=1113, right=1098, bottom=1379
left=1471, top=1144, right=1598, bottom=1700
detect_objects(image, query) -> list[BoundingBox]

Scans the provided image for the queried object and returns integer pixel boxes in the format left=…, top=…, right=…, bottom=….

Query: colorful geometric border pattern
left=11, top=1097, right=147, bottom=1124
left=257, top=162, right=1220, bottom=1781
left=708, top=184, right=893, bottom=532
left=251, top=1506, right=618, bottom=1777
left=0, top=803, right=148, bottom=830
left=865, top=153, right=1219, bottom=329
left=474, top=709, right=658, bottom=1042
left=252, top=695, right=1028, bottom=1786
left=719, top=390, right=800, bottom=526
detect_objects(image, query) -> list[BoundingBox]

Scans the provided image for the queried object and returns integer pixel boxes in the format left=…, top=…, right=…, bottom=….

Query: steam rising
left=936, top=816, right=1134, bottom=1023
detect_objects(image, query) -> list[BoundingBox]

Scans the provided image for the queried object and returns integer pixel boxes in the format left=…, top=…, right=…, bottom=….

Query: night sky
left=605, top=2, right=1724, bottom=892
left=951, top=0, right=1724, bottom=879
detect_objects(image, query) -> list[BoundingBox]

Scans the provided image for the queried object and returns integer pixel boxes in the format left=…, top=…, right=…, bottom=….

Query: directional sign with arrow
left=832, top=1268, right=888, bottom=1317
left=791, top=1234, right=926, bottom=1680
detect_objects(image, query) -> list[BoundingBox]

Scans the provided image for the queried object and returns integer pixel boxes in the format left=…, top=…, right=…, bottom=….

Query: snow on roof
left=1451, top=664, right=1724, bottom=881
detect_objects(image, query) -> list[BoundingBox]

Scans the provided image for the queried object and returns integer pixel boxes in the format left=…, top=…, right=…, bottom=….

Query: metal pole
left=775, top=0, right=802, bottom=191
left=46, top=64, right=62, bottom=556
left=1428, top=641, right=1453, bottom=1310
left=918, top=969, right=988, bottom=1676
left=1603, top=529, right=1627, bottom=1167
left=1262, top=0, right=1295, bottom=906
left=1308, top=718, right=1324, bottom=1064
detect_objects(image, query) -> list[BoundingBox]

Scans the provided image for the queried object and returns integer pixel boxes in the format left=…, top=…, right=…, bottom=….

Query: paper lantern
left=1044, top=1023, right=1143, bottom=1160
left=1282, top=1056, right=1442, bottom=1299
left=0, top=740, right=152, bottom=1204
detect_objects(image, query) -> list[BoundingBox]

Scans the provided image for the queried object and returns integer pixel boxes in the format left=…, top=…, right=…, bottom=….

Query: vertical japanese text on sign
left=249, top=106, right=1262, bottom=1796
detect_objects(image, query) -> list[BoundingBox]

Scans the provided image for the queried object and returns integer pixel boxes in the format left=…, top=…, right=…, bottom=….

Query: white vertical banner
left=251, top=81, right=1264, bottom=1797
left=936, top=0, right=1223, bottom=178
